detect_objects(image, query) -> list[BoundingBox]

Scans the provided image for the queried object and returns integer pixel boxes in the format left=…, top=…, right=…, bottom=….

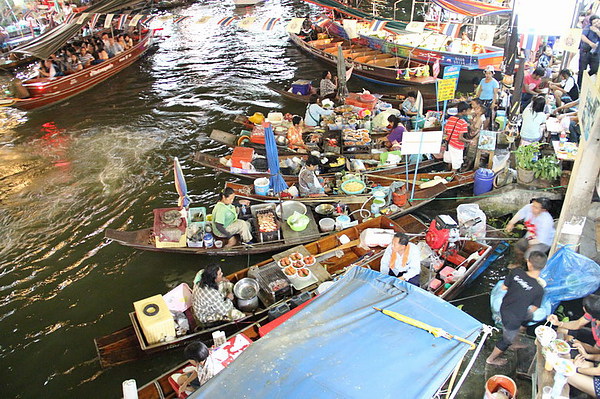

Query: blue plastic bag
left=490, top=247, right=600, bottom=327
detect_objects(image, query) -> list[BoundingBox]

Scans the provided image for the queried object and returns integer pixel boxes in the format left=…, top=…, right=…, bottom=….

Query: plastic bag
left=539, top=246, right=600, bottom=314
left=491, top=247, right=600, bottom=327
left=456, top=204, right=486, bottom=242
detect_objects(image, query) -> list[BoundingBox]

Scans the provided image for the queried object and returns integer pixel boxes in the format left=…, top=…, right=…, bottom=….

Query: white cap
left=321, top=99, right=334, bottom=108
left=484, top=65, right=495, bottom=73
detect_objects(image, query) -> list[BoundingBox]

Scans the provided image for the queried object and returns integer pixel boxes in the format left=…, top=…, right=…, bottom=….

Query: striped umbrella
left=174, top=157, right=190, bottom=208
left=263, top=122, right=288, bottom=194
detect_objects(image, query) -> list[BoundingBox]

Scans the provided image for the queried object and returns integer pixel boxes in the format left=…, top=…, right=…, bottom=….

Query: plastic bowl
left=276, top=201, right=307, bottom=221
left=341, top=179, right=366, bottom=195
left=296, top=268, right=312, bottom=280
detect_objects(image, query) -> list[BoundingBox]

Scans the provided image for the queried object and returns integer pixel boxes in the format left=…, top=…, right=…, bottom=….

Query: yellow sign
left=437, top=78, right=457, bottom=101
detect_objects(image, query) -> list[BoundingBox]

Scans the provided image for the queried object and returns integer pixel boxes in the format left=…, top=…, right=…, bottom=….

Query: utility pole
left=550, top=83, right=600, bottom=254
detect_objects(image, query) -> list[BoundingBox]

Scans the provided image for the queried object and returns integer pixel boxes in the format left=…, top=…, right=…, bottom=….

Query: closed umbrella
left=336, top=44, right=349, bottom=100
left=263, top=122, right=288, bottom=194
left=174, top=157, right=190, bottom=208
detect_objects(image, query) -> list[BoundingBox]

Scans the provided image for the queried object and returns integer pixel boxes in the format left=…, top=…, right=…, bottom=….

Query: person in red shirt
left=443, top=101, right=472, bottom=172
left=548, top=293, right=600, bottom=351
left=521, top=67, right=545, bottom=111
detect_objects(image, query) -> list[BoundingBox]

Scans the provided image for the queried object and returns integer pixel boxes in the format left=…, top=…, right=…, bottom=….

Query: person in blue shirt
left=304, top=95, right=334, bottom=127
left=578, top=14, right=600, bottom=88
left=475, top=65, right=499, bottom=129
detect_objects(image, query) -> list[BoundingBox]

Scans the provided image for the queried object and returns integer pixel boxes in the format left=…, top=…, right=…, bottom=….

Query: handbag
left=433, top=119, right=457, bottom=159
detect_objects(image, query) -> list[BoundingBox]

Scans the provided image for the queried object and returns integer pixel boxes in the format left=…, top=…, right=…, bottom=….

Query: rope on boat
left=408, top=184, right=567, bottom=201
left=448, top=292, right=490, bottom=303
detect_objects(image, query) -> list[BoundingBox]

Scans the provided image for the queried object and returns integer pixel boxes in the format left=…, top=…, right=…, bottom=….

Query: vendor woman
left=298, top=155, right=326, bottom=196
left=212, top=187, right=253, bottom=245
left=380, top=232, right=421, bottom=286
left=287, top=115, right=308, bottom=152
left=192, top=265, right=245, bottom=325
left=384, top=114, right=406, bottom=150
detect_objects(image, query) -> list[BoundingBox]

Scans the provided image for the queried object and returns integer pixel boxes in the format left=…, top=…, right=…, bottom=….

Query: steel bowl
left=275, top=201, right=307, bottom=221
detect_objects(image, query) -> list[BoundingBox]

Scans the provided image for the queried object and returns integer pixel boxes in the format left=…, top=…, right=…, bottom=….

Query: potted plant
left=514, top=142, right=542, bottom=184
left=533, top=154, right=562, bottom=183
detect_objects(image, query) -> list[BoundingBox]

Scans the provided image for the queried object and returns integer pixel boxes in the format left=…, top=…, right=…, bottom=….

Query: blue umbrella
left=174, top=157, right=191, bottom=208
left=263, top=122, right=288, bottom=194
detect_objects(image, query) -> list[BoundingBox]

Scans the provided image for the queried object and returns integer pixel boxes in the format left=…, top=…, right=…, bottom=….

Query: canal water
left=0, top=1, right=508, bottom=397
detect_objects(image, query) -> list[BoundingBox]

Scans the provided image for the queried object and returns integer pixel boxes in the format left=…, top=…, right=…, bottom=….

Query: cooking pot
left=315, top=203, right=335, bottom=216
left=233, top=278, right=260, bottom=312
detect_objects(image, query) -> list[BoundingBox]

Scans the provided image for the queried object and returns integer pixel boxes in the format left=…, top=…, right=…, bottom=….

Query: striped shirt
left=445, top=116, right=469, bottom=150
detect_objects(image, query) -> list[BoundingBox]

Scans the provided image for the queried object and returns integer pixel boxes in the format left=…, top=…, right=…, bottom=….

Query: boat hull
left=289, top=33, right=436, bottom=86
left=7, top=30, right=154, bottom=111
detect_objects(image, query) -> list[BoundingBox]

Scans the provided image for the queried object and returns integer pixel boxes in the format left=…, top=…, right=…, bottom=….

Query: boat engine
left=425, top=215, right=465, bottom=265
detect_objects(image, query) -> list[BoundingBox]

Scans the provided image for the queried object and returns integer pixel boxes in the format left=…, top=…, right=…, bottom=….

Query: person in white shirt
left=379, top=232, right=421, bottom=286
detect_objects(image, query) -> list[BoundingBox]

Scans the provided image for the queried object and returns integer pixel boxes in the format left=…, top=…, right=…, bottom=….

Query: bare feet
left=510, top=342, right=528, bottom=350
left=224, top=236, right=237, bottom=248
left=486, top=357, right=508, bottom=366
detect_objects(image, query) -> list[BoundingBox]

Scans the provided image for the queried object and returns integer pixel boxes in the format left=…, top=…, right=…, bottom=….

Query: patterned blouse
left=287, top=125, right=305, bottom=149
left=192, top=284, right=233, bottom=324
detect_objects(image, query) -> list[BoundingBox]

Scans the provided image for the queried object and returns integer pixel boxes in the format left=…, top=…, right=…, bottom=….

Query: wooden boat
left=193, top=150, right=442, bottom=181
left=125, top=214, right=492, bottom=382
left=289, top=32, right=437, bottom=87
left=226, top=169, right=475, bottom=203
left=266, top=81, right=438, bottom=109
left=0, top=30, right=155, bottom=111
left=104, top=202, right=326, bottom=256
left=321, top=18, right=504, bottom=71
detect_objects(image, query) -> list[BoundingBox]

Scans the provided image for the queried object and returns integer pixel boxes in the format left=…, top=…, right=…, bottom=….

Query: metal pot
left=233, top=278, right=260, bottom=312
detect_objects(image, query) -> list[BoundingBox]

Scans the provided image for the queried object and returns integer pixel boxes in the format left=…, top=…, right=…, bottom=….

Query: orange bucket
left=485, top=375, right=517, bottom=399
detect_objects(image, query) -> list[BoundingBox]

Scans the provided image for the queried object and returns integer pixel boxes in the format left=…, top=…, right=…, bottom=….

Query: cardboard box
left=153, top=208, right=186, bottom=248
left=231, top=147, right=254, bottom=169
left=163, top=283, right=193, bottom=313
left=134, top=294, right=176, bottom=345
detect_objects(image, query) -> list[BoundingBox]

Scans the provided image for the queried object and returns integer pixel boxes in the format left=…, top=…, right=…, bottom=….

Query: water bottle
left=559, top=131, right=567, bottom=150
left=241, top=204, right=247, bottom=217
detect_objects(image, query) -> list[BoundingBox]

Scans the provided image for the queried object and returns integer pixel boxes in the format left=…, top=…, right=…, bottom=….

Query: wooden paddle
left=315, top=239, right=361, bottom=258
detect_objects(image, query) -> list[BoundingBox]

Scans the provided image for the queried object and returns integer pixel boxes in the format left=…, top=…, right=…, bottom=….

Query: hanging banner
left=88, top=13, right=100, bottom=30
left=196, top=16, right=212, bottom=24
left=128, top=14, right=143, bottom=27
left=343, top=19, right=358, bottom=39
left=116, top=14, right=128, bottom=30
left=406, top=21, right=426, bottom=33
left=475, top=25, right=495, bottom=46
left=76, top=12, right=89, bottom=25
left=370, top=20, right=387, bottom=31
left=237, top=17, right=256, bottom=30
left=555, top=28, right=582, bottom=53
left=262, top=18, right=279, bottom=31
left=286, top=18, right=304, bottom=34
left=104, top=14, right=114, bottom=28
left=437, top=78, right=457, bottom=101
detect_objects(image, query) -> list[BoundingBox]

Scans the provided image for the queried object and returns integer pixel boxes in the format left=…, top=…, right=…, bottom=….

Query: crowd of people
left=36, top=31, right=135, bottom=78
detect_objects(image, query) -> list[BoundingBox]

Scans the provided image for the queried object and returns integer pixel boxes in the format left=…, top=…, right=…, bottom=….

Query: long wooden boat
left=289, top=31, right=437, bottom=86
left=321, top=18, right=504, bottom=71
left=226, top=169, right=475, bottom=203
left=266, top=81, right=438, bottom=109
left=0, top=30, right=155, bottom=110
left=128, top=214, right=492, bottom=387
left=193, top=150, right=442, bottom=181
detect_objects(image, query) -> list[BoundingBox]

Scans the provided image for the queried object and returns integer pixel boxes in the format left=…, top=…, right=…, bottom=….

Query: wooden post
left=550, top=109, right=600, bottom=255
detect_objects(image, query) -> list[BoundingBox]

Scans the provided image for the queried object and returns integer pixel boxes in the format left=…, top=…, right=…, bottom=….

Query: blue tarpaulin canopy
left=192, top=267, right=483, bottom=399
left=263, top=122, right=288, bottom=194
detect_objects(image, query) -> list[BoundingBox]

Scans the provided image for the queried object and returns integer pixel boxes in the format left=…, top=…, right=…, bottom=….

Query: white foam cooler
left=133, top=294, right=176, bottom=345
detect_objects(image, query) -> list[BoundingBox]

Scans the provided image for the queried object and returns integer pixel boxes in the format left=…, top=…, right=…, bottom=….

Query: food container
left=291, top=259, right=305, bottom=269
left=535, top=324, right=557, bottom=347
left=275, top=201, right=307, bottom=221
left=303, top=255, right=316, bottom=266
left=267, top=112, right=284, bottom=125
left=231, top=146, right=254, bottom=169
left=283, top=266, right=297, bottom=277
left=277, top=257, right=291, bottom=268
left=214, top=240, right=223, bottom=248
left=550, top=339, right=571, bottom=355
left=340, top=179, right=366, bottom=195
left=287, top=211, right=310, bottom=232
left=315, top=203, right=335, bottom=216
left=429, top=278, right=442, bottom=291
left=296, top=268, right=312, bottom=280
left=133, top=295, right=176, bottom=345
left=319, top=218, right=335, bottom=232
left=233, top=278, right=260, bottom=312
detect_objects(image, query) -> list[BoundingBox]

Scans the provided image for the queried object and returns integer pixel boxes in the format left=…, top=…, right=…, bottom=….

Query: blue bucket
left=473, top=168, right=494, bottom=196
